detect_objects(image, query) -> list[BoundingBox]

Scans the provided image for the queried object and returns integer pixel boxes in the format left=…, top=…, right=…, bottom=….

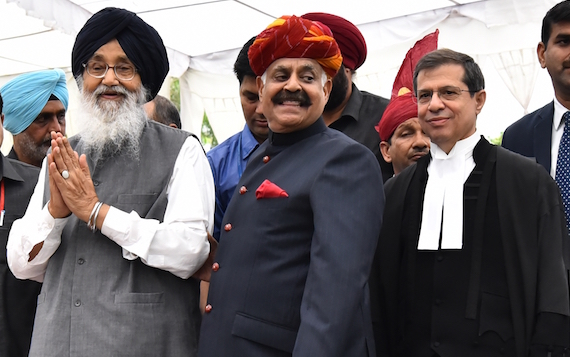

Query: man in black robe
left=370, top=48, right=570, bottom=357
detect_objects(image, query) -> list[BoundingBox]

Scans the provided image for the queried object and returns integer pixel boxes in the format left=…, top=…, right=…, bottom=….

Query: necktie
left=555, top=111, right=570, bottom=231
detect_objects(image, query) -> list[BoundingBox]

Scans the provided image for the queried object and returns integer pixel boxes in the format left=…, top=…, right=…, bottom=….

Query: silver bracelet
left=87, top=201, right=100, bottom=228
left=88, top=201, right=103, bottom=232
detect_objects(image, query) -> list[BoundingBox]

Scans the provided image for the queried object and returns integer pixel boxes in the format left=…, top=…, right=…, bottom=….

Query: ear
left=323, top=76, right=332, bottom=101
left=380, top=141, right=392, bottom=163
left=474, top=90, right=486, bottom=115
left=537, top=42, right=547, bottom=69
left=256, top=76, right=265, bottom=104
left=344, top=67, right=353, bottom=82
left=168, top=123, right=178, bottom=129
left=1, top=113, right=4, bottom=126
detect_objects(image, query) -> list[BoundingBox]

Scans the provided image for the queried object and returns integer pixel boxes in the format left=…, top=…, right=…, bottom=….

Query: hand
left=47, top=132, right=71, bottom=218
left=49, top=133, right=99, bottom=222
left=192, top=233, right=218, bottom=282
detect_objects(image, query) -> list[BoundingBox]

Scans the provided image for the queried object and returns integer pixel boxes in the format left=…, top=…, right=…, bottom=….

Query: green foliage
left=169, top=78, right=217, bottom=149
left=170, top=78, right=181, bottom=111
left=488, top=132, right=503, bottom=146
left=201, top=112, right=218, bottom=149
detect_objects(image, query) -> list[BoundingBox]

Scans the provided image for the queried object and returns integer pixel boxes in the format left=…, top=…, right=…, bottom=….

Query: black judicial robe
left=370, top=138, right=570, bottom=357
left=199, top=118, right=385, bottom=357
left=0, top=155, right=40, bottom=357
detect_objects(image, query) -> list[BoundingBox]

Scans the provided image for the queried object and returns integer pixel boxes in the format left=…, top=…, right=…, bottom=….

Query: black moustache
left=272, top=91, right=312, bottom=107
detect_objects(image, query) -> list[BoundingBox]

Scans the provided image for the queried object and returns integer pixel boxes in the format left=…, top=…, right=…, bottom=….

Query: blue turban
left=1, top=69, right=69, bottom=135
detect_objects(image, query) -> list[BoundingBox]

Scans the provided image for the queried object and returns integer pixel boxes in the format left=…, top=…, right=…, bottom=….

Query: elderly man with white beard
left=6, top=7, right=215, bottom=357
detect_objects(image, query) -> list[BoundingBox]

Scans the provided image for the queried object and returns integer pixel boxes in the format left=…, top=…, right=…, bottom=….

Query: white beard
left=76, top=77, right=149, bottom=165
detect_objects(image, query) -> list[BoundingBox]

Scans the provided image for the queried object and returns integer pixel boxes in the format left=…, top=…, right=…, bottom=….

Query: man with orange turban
left=301, top=12, right=392, bottom=181
left=199, top=15, right=384, bottom=357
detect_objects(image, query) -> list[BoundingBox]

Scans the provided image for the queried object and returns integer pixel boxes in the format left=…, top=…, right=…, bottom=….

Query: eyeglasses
left=82, top=61, right=137, bottom=81
left=414, top=86, right=479, bottom=104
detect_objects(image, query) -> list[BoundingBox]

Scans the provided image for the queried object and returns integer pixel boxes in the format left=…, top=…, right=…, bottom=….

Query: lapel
left=533, top=102, right=554, bottom=173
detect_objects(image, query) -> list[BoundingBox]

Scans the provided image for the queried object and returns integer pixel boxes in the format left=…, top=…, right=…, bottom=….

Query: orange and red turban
left=376, top=30, right=439, bottom=141
left=301, top=12, right=366, bottom=71
left=248, top=15, right=343, bottom=78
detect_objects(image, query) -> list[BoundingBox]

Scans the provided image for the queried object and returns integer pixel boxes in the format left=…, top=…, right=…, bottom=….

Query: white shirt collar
left=553, top=97, right=568, bottom=131
left=417, top=130, right=481, bottom=250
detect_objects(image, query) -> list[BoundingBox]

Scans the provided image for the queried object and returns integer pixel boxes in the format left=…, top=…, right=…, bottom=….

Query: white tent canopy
left=0, top=0, right=560, bottom=151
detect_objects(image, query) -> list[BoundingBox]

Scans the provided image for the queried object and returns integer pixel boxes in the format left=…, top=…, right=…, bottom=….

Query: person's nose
left=255, top=102, right=264, bottom=116
left=428, top=92, right=445, bottom=112
left=283, top=74, right=302, bottom=92
left=101, top=66, right=120, bottom=86
left=48, top=116, right=63, bottom=133
left=413, top=131, right=430, bottom=149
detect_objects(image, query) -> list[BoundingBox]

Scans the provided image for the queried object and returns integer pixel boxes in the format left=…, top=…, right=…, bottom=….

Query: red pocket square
left=256, top=179, right=289, bottom=199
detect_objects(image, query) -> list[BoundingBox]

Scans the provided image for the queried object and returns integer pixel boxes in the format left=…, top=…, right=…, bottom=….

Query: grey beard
left=15, top=130, right=51, bottom=167
left=75, top=77, right=149, bottom=165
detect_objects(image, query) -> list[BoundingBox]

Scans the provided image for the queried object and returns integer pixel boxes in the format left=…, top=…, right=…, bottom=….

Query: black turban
left=72, top=7, right=169, bottom=101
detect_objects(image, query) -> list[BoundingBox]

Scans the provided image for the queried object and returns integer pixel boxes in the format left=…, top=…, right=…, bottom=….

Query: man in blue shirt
left=207, top=37, right=268, bottom=240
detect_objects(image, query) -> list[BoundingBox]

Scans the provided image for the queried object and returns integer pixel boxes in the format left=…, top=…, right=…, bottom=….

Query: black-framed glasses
left=413, top=86, right=479, bottom=104
left=82, top=60, right=137, bottom=81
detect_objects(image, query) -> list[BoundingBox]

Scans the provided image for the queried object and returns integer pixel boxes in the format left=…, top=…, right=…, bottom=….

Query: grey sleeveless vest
left=30, top=121, right=202, bottom=357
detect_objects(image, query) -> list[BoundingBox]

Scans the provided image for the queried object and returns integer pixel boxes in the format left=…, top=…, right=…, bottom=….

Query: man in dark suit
left=502, top=1, right=570, bottom=176
left=0, top=93, right=41, bottom=357
left=370, top=48, right=570, bottom=356
left=199, top=15, right=384, bottom=357
left=502, top=2, right=570, bottom=239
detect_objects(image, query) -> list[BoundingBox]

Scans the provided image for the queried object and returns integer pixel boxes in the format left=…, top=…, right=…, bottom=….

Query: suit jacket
left=0, top=156, right=40, bottom=357
left=370, top=138, right=570, bottom=356
left=502, top=101, right=553, bottom=173
left=199, top=118, right=385, bottom=357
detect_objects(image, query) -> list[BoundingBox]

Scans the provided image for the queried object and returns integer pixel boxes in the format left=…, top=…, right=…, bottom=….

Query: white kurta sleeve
left=100, top=136, right=214, bottom=279
left=7, top=158, right=68, bottom=282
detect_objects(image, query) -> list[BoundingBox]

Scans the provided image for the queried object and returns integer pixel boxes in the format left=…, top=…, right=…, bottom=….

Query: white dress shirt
left=550, top=98, right=569, bottom=178
left=418, top=131, right=480, bottom=250
left=7, top=136, right=215, bottom=281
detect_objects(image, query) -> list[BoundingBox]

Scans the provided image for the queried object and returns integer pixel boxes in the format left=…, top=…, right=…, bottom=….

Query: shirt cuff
left=101, top=206, right=157, bottom=260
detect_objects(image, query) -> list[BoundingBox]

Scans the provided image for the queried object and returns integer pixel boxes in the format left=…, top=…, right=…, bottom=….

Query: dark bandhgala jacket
left=199, top=118, right=385, bottom=357
left=0, top=156, right=40, bottom=357
left=370, top=138, right=570, bottom=357
left=30, top=122, right=202, bottom=356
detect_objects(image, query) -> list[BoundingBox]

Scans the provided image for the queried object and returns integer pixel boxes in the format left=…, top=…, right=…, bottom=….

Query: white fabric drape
left=179, top=69, right=244, bottom=145
left=490, top=48, right=540, bottom=114
left=2, top=0, right=560, bottom=146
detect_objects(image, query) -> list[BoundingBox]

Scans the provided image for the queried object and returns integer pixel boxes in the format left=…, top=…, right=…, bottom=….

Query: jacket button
left=434, top=298, right=442, bottom=306
left=437, top=255, right=444, bottom=262
left=224, top=223, right=232, bottom=232
left=74, top=300, right=81, bottom=307
left=239, top=186, right=247, bottom=194
left=205, top=304, right=212, bottom=313
left=78, top=258, right=85, bottom=265
left=212, top=262, right=219, bottom=272
left=433, top=341, right=440, bottom=347
left=263, top=156, right=270, bottom=163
